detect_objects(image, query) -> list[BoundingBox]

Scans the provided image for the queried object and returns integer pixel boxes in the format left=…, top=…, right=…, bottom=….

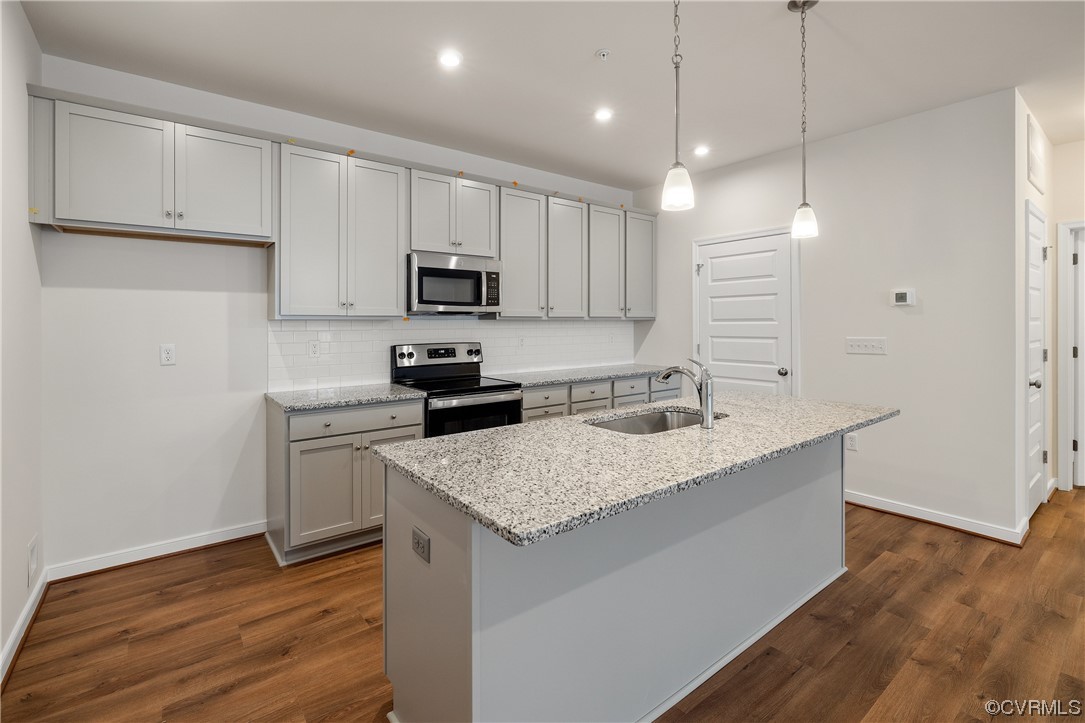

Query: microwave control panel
left=486, top=272, right=500, bottom=306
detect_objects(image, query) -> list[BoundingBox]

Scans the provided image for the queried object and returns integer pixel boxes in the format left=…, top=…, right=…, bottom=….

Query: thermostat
left=891, top=288, right=916, bottom=306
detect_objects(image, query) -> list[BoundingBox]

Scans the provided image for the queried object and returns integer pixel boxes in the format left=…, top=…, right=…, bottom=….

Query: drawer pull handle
left=324, top=422, right=332, bottom=427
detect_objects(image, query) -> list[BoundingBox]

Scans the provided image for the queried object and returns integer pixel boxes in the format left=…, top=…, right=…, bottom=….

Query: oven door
left=426, top=391, right=523, bottom=437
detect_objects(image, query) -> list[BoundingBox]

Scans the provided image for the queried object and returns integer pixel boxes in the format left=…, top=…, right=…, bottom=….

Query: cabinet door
left=54, top=101, right=174, bottom=228
left=588, top=205, right=625, bottom=318
left=347, top=159, right=408, bottom=316
left=281, top=146, right=348, bottom=316
left=289, top=433, right=363, bottom=547
left=174, top=125, right=272, bottom=237
left=456, top=179, right=498, bottom=257
left=547, top=198, right=589, bottom=318
left=499, top=188, right=547, bottom=317
left=625, top=212, right=657, bottom=318
left=361, top=425, right=423, bottom=529
left=410, top=170, right=456, bottom=253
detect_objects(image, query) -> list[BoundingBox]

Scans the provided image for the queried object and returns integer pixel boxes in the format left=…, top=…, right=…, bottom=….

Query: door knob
left=1030, top=379, right=1042, bottom=389
left=778, top=368, right=790, bottom=377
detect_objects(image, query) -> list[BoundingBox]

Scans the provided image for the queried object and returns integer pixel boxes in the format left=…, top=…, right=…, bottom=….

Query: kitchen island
left=375, top=391, right=898, bottom=722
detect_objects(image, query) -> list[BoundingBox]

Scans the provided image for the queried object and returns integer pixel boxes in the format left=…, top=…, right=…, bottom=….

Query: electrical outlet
left=845, top=433, right=859, bottom=452
left=308, top=340, right=320, bottom=359
left=411, top=526, right=431, bottom=563
left=159, top=343, right=176, bottom=366
left=845, top=337, right=888, bottom=355
left=27, top=534, right=38, bottom=586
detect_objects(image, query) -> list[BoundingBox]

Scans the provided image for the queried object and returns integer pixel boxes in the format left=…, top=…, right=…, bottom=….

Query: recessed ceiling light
left=694, top=145, right=710, bottom=156
left=594, top=108, right=614, bottom=122
left=439, top=49, right=463, bottom=68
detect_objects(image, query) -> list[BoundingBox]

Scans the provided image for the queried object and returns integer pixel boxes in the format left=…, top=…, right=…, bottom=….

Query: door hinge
left=1073, top=439, right=1079, bottom=453
left=1043, top=348, right=1048, bottom=362
left=1043, top=450, right=1048, bottom=464
left=695, top=263, right=704, bottom=275
left=1042, top=247, right=1049, bottom=261
left=1075, top=346, right=1079, bottom=359
left=697, top=342, right=701, bottom=353
left=1074, top=252, right=1079, bottom=265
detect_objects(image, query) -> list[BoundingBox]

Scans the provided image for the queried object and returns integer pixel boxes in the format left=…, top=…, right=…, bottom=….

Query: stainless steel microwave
left=408, top=252, right=502, bottom=315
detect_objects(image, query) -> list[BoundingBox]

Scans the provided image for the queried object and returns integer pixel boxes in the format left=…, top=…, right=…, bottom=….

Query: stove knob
left=406, top=352, right=415, bottom=360
left=397, top=352, right=406, bottom=360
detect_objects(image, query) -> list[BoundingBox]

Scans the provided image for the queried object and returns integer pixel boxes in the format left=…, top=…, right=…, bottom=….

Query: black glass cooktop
left=396, top=375, right=520, bottom=397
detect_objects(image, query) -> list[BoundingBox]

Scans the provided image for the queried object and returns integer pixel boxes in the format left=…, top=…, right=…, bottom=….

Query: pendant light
left=661, top=0, right=694, bottom=211
left=789, top=0, right=819, bottom=238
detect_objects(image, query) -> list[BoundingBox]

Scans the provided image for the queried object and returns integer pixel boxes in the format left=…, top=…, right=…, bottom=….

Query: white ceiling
left=22, top=1, right=1085, bottom=191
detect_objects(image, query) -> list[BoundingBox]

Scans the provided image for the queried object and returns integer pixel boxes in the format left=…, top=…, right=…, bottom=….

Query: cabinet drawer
left=571, top=381, right=611, bottom=403
left=289, top=401, right=423, bottom=441
left=650, top=389, right=682, bottom=403
left=523, top=405, right=568, bottom=423
left=571, top=399, right=611, bottom=415
left=613, top=376, right=649, bottom=397
left=614, top=393, right=649, bottom=408
left=523, top=386, right=570, bottom=410
left=650, top=375, right=681, bottom=392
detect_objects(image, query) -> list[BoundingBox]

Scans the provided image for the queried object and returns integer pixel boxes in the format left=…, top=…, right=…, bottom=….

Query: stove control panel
left=391, top=342, right=484, bottom=368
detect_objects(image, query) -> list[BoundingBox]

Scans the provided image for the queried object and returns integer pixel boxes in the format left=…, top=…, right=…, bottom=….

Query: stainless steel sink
left=589, top=410, right=707, bottom=435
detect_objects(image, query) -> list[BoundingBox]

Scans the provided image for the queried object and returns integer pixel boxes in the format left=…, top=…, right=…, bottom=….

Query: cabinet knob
left=629, top=384, right=635, bottom=389
left=543, top=395, right=550, bottom=400
left=324, top=422, right=332, bottom=427
left=543, top=410, right=550, bottom=414
left=355, top=444, right=362, bottom=451
left=348, top=302, right=354, bottom=308
left=540, top=306, right=545, bottom=311
left=549, top=306, right=554, bottom=311
left=164, top=210, right=172, bottom=218
left=390, top=414, right=397, bottom=419
left=177, top=211, right=184, bottom=220
left=340, top=301, right=347, bottom=307
left=590, top=389, right=596, bottom=394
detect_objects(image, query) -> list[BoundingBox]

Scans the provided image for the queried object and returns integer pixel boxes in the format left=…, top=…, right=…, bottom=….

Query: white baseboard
left=1047, top=477, right=1058, bottom=497
left=47, top=520, right=267, bottom=581
left=1, top=570, right=49, bottom=682
left=844, top=490, right=1027, bottom=544
left=639, top=566, right=848, bottom=722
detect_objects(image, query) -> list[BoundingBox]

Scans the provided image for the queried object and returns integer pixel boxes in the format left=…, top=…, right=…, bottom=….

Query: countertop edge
left=265, top=385, right=426, bottom=412
left=376, top=407, right=900, bottom=547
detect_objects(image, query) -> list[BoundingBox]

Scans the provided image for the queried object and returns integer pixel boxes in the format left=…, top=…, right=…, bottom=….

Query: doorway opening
left=1058, top=220, right=1085, bottom=490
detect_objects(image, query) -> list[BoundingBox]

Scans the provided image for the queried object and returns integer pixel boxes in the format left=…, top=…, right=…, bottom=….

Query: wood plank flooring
left=3, top=489, right=1082, bottom=722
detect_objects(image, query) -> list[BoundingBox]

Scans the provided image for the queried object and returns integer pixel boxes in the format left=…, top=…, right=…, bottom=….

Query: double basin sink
left=589, top=410, right=725, bottom=435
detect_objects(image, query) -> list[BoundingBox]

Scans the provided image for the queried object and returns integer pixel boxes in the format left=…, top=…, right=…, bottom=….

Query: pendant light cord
left=673, top=0, right=683, bottom=165
left=799, top=3, right=808, bottom=203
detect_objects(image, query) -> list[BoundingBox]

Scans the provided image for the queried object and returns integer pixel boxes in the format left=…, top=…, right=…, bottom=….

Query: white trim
left=1058, top=221, right=1085, bottom=492
left=691, top=226, right=802, bottom=397
left=1, top=571, right=49, bottom=681
left=638, top=566, right=847, bottom=723
left=47, top=520, right=267, bottom=581
left=844, top=490, right=1028, bottom=544
left=1047, top=477, right=1058, bottom=498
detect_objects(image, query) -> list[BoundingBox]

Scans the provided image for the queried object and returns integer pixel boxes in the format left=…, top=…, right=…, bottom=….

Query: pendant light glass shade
left=662, top=163, right=695, bottom=211
left=791, top=202, right=818, bottom=238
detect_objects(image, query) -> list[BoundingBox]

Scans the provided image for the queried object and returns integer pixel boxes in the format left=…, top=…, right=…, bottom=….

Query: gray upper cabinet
left=347, top=158, right=409, bottom=316
left=547, top=197, right=588, bottom=318
left=588, top=205, right=625, bottom=318
left=411, top=170, right=497, bottom=258
left=499, top=187, right=547, bottom=317
left=280, top=147, right=407, bottom=317
left=280, top=145, right=349, bottom=316
left=624, top=212, right=656, bottom=319
left=52, top=101, right=272, bottom=238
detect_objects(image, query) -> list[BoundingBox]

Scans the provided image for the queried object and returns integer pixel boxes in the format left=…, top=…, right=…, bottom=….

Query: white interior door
left=697, top=233, right=793, bottom=395
left=1025, top=202, right=1047, bottom=515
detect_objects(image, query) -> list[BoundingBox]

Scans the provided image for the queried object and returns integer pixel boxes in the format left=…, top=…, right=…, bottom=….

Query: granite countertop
left=494, top=363, right=667, bottom=388
left=266, top=383, right=425, bottom=412
left=374, top=391, right=899, bottom=547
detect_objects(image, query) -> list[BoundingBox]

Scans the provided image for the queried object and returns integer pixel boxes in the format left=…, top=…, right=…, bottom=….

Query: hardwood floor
left=3, top=490, right=1082, bottom=722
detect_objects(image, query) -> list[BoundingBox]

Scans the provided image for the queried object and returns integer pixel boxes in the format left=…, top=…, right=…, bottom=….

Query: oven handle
left=428, top=390, right=523, bottom=410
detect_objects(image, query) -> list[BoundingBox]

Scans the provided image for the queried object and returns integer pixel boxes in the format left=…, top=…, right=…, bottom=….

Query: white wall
left=1, top=0, right=44, bottom=662
left=634, top=90, right=1023, bottom=538
left=268, top=318, right=633, bottom=392
left=1053, top=141, right=1084, bottom=224
left=41, top=234, right=268, bottom=574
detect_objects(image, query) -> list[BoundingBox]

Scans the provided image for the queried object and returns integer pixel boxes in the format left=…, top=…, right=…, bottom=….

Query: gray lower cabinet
left=267, top=399, right=423, bottom=565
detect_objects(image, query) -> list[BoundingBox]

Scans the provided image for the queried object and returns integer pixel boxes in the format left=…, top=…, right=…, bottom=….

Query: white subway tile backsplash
left=267, top=317, right=635, bottom=391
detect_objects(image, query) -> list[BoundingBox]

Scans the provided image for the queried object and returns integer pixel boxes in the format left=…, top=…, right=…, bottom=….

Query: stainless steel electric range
left=390, top=342, right=522, bottom=437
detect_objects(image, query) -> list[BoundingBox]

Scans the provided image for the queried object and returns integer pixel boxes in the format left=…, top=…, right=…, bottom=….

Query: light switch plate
left=845, top=337, right=888, bottom=355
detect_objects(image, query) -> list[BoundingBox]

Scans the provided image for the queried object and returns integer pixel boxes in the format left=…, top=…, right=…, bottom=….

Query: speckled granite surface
left=375, top=391, right=899, bottom=547
left=266, top=383, right=425, bottom=412
left=494, top=363, right=667, bottom=388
